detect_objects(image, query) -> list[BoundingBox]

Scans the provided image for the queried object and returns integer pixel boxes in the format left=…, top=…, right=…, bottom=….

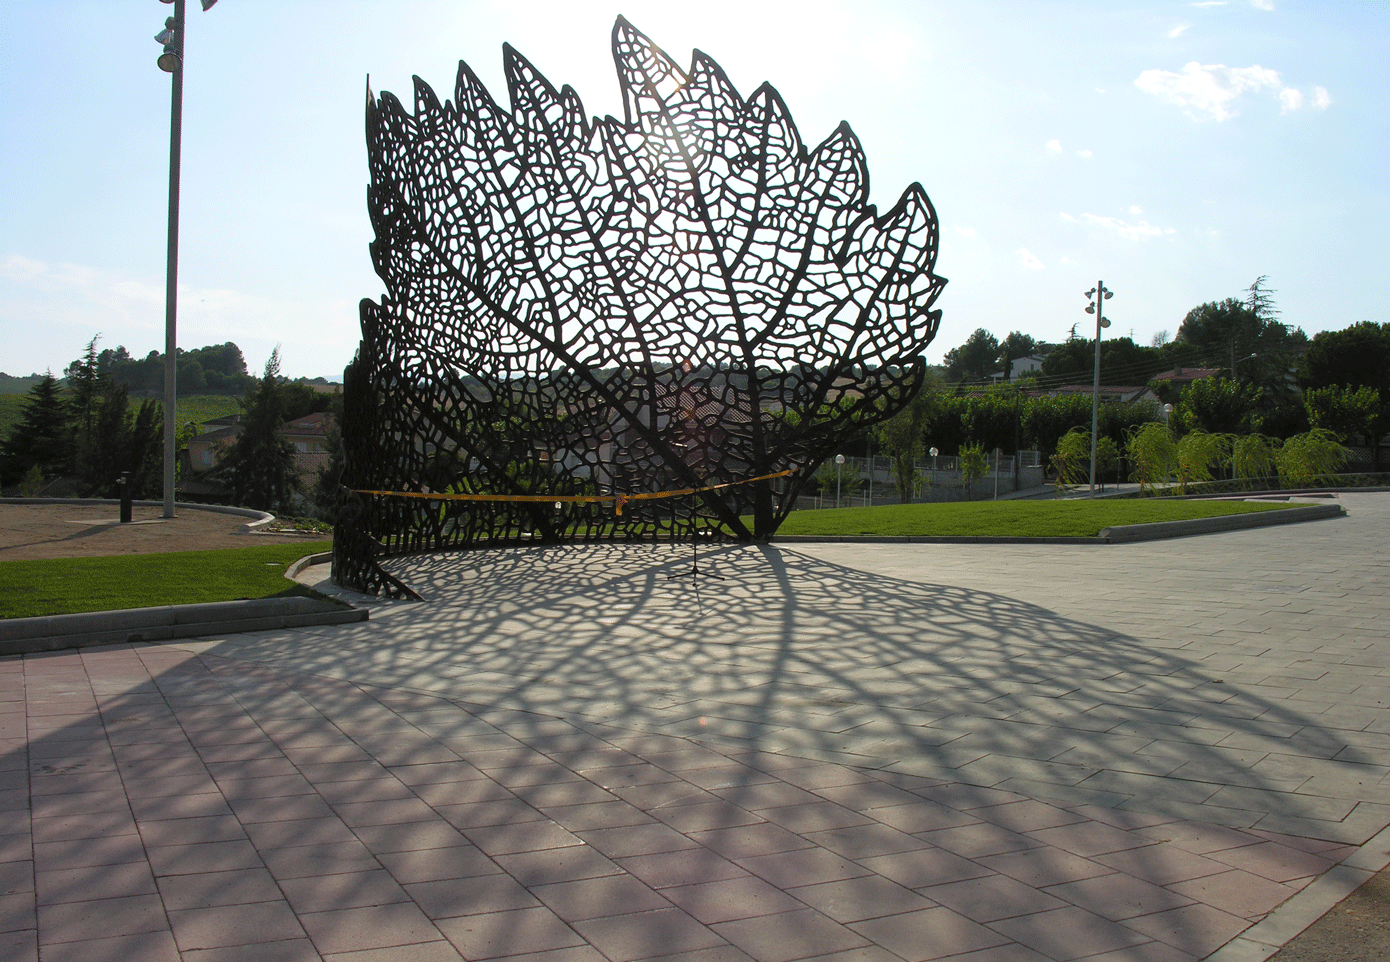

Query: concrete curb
left=1204, top=821, right=1390, bottom=961
left=775, top=534, right=1108, bottom=545
left=0, top=595, right=366, bottom=657
left=0, top=498, right=274, bottom=533
left=773, top=502, right=1345, bottom=546
left=1098, top=502, right=1345, bottom=543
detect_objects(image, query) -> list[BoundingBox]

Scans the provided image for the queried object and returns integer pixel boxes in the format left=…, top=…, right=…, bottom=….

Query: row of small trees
left=1053, top=424, right=1351, bottom=495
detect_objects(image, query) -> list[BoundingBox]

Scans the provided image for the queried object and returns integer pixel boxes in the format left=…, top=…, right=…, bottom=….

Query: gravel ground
left=0, top=502, right=324, bottom=561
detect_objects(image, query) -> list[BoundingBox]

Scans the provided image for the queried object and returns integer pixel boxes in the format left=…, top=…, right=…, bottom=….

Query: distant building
left=180, top=412, right=336, bottom=504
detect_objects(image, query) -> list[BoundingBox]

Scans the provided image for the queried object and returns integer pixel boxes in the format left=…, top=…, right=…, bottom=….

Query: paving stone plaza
left=4, top=494, right=1387, bottom=961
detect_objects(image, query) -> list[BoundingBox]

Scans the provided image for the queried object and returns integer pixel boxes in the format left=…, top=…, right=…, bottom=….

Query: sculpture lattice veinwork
left=335, top=17, right=945, bottom=596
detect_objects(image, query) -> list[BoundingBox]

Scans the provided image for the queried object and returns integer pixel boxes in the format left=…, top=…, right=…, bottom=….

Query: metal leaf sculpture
left=336, top=17, right=945, bottom=595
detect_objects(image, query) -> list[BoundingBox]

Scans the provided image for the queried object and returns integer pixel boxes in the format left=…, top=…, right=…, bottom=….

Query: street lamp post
left=155, top=0, right=218, bottom=519
left=1084, top=282, right=1114, bottom=497
left=834, top=453, right=845, bottom=507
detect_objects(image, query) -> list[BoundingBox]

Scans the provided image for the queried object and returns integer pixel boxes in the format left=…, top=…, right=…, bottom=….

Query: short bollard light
left=119, top=471, right=134, bottom=524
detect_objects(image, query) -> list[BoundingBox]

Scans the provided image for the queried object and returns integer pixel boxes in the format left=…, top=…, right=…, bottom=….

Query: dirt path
left=0, top=503, right=326, bottom=561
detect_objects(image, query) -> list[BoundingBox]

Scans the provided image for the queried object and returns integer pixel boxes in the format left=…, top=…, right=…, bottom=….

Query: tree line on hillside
left=846, top=309, right=1390, bottom=500
left=68, top=341, right=256, bottom=396
left=941, top=279, right=1305, bottom=409
left=0, top=338, right=337, bottom=506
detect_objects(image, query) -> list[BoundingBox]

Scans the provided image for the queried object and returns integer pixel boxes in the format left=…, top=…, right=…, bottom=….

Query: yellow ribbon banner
left=352, top=469, right=795, bottom=516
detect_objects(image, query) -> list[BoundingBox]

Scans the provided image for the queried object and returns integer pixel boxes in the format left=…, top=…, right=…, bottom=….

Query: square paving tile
left=530, top=874, right=671, bottom=922
left=278, top=870, right=412, bottom=914
left=168, top=901, right=306, bottom=951
left=262, top=842, right=384, bottom=882
left=353, top=821, right=473, bottom=856
left=976, top=846, right=1113, bottom=889
left=661, top=875, right=805, bottom=925
left=463, top=821, right=584, bottom=857
left=804, top=824, right=931, bottom=861
left=33, top=851, right=154, bottom=905
left=918, top=874, right=1064, bottom=923
left=858, top=848, right=993, bottom=890
left=851, top=905, right=1015, bottom=962
left=1204, top=840, right=1335, bottom=883
left=574, top=906, right=725, bottom=962
left=915, top=824, right=1039, bottom=860
left=35, top=928, right=180, bottom=962
left=435, top=905, right=587, bottom=959
left=987, top=906, right=1150, bottom=961
left=406, top=874, right=543, bottom=920
left=787, top=875, right=936, bottom=924
left=156, top=868, right=285, bottom=911
left=1046, top=872, right=1198, bottom=922
left=376, top=845, right=500, bottom=885
left=1026, top=823, right=1157, bottom=859
left=1166, top=869, right=1299, bottom=919
left=1120, top=902, right=1252, bottom=957
left=495, top=847, right=624, bottom=886
left=715, top=908, right=869, bottom=962
left=620, top=849, right=748, bottom=890
left=298, top=902, right=443, bottom=955
left=580, top=823, right=701, bottom=859
left=38, top=893, right=168, bottom=944
left=684, top=823, right=817, bottom=864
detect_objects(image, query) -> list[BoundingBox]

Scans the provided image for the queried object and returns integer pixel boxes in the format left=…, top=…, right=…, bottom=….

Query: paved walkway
left=3, top=494, right=1386, bottom=961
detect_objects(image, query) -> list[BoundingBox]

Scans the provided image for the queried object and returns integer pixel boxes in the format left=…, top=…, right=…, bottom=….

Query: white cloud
left=1312, top=86, right=1332, bottom=109
left=1249, top=0, right=1274, bottom=10
left=1133, top=61, right=1311, bottom=121
left=1017, top=249, right=1045, bottom=270
left=1129, top=205, right=1143, bottom=215
left=1076, top=149, right=1093, bottom=159
left=1065, top=213, right=1176, bottom=241
left=1168, top=23, right=1191, bottom=39
left=0, top=253, right=354, bottom=352
left=953, top=225, right=978, bottom=237
left=1045, top=139, right=1062, bottom=152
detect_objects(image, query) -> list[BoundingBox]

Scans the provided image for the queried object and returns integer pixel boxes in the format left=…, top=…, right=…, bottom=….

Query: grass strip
left=769, top=499, right=1293, bottom=539
left=1, top=540, right=334, bottom=619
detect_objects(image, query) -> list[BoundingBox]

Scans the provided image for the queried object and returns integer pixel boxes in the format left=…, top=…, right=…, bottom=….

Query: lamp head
left=1085, top=304, right=1095, bottom=315
left=157, top=50, right=181, bottom=72
left=1103, top=290, right=1113, bottom=300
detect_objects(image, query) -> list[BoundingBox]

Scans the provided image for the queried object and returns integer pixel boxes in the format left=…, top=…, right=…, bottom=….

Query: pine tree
left=219, top=348, right=299, bottom=512
left=0, top=373, right=69, bottom=486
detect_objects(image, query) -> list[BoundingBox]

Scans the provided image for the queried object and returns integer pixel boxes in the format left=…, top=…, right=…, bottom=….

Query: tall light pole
left=1084, top=282, right=1113, bottom=497
left=155, top=0, right=218, bottom=519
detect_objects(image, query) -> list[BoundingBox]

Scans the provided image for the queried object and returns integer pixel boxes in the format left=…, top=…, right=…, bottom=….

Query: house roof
left=280, top=412, right=336, bottom=437
left=1150, top=367, right=1221, bottom=382
left=190, top=424, right=242, bottom=445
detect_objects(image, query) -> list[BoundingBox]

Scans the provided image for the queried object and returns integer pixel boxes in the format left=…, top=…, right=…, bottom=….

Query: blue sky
left=0, top=0, right=1384, bottom=380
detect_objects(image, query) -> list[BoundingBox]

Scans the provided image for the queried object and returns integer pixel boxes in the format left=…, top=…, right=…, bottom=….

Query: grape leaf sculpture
left=336, top=17, right=945, bottom=596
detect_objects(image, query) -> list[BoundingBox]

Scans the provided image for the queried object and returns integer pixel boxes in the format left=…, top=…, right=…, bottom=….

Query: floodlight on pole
left=154, top=0, right=218, bottom=519
left=1084, top=281, right=1114, bottom=498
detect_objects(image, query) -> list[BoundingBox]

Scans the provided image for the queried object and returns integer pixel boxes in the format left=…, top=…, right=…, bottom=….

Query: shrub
left=1276, top=429, right=1349, bottom=488
left=1126, top=422, right=1177, bottom=496
left=958, top=443, right=989, bottom=500
left=1176, top=431, right=1231, bottom=494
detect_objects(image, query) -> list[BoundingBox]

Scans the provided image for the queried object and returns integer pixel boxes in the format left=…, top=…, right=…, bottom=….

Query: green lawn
left=770, top=499, right=1292, bottom=539
left=1, top=541, right=334, bottom=619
